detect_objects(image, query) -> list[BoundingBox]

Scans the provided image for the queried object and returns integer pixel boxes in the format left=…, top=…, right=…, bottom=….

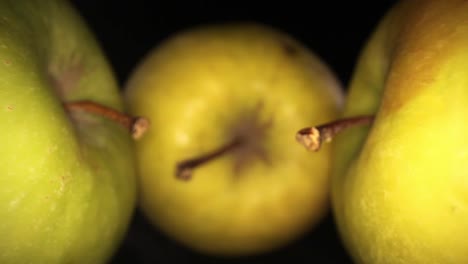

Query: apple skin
left=124, top=23, right=343, bottom=255
left=0, top=1, right=136, bottom=263
left=332, top=0, right=468, bottom=263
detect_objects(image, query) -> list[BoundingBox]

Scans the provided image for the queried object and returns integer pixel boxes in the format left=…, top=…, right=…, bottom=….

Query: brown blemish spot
left=47, top=145, right=58, bottom=155
left=89, top=158, right=101, bottom=173
left=6, top=105, right=14, bottom=111
left=59, top=176, right=66, bottom=193
left=451, top=205, right=457, bottom=213
left=3, top=59, right=11, bottom=66
left=56, top=174, right=71, bottom=195
left=282, top=41, right=298, bottom=57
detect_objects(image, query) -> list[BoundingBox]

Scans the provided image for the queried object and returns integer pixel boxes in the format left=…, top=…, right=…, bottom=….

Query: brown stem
left=64, top=100, right=149, bottom=140
left=176, top=137, right=242, bottom=181
left=296, top=115, right=374, bottom=151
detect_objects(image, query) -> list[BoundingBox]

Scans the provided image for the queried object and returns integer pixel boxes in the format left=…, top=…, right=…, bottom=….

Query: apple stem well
left=175, top=137, right=243, bottom=181
left=65, top=100, right=149, bottom=140
left=296, top=115, right=374, bottom=151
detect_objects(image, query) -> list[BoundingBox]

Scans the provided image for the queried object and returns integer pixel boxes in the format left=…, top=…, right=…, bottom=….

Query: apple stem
left=175, top=137, right=242, bottom=181
left=64, top=100, right=149, bottom=139
left=296, top=115, right=374, bottom=151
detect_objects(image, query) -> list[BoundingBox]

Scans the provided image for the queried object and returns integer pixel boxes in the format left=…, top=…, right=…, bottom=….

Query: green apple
left=0, top=0, right=141, bottom=263
left=124, top=23, right=344, bottom=256
left=298, top=0, right=468, bottom=263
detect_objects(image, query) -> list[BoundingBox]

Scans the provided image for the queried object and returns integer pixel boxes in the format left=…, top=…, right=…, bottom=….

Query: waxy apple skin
left=125, top=23, right=343, bottom=255
left=0, top=1, right=136, bottom=263
left=332, top=0, right=468, bottom=263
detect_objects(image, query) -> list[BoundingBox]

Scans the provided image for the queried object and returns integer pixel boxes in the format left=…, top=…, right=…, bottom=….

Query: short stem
left=176, top=137, right=242, bottom=181
left=64, top=100, right=149, bottom=140
left=296, top=115, right=374, bottom=151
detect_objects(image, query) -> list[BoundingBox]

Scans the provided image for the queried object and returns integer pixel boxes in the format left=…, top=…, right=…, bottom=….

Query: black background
left=69, top=1, right=397, bottom=263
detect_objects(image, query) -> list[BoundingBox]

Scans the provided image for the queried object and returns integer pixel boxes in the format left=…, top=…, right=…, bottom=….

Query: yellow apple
left=298, top=0, right=468, bottom=263
left=124, top=23, right=344, bottom=255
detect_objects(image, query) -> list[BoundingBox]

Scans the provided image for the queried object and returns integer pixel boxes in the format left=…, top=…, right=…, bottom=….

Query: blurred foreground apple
left=124, top=23, right=343, bottom=255
left=0, top=0, right=147, bottom=263
left=297, top=0, right=468, bottom=263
